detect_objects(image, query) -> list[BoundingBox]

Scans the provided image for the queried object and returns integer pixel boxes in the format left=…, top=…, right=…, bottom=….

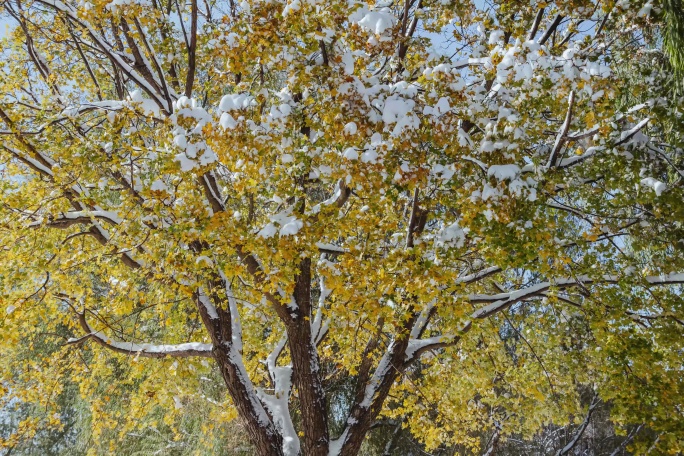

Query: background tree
left=1, top=0, right=683, bottom=454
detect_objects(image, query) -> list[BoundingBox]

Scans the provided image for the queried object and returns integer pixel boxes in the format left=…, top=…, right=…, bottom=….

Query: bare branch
left=539, top=14, right=564, bottom=45
left=529, top=8, right=545, bottom=40
left=185, top=0, right=198, bottom=97
left=547, top=90, right=575, bottom=169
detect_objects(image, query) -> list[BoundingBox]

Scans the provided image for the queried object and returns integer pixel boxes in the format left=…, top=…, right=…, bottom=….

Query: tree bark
left=287, top=257, right=330, bottom=456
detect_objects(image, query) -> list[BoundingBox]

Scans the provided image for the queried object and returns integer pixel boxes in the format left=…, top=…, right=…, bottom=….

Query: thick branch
left=194, top=286, right=286, bottom=456
left=335, top=313, right=418, bottom=456
left=539, top=14, right=564, bottom=45
left=286, top=257, right=329, bottom=456
left=529, top=8, right=545, bottom=40
left=185, top=0, right=198, bottom=97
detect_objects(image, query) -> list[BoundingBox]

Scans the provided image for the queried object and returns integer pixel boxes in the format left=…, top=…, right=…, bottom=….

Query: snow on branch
left=555, top=395, right=600, bottom=456
left=219, top=271, right=244, bottom=353
left=311, top=275, right=331, bottom=345
left=70, top=312, right=213, bottom=358
left=2, top=145, right=54, bottom=177
left=405, top=272, right=684, bottom=362
left=259, top=335, right=300, bottom=456
left=559, top=118, right=650, bottom=169
left=28, top=210, right=122, bottom=229
left=455, top=266, right=502, bottom=285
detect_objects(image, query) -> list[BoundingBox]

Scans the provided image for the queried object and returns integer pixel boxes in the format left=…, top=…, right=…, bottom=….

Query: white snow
left=341, top=51, right=354, bottom=75
left=195, top=256, right=214, bottom=267
left=360, top=342, right=394, bottom=408
left=175, top=153, right=197, bottom=171
left=220, top=112, right=238, bottom=129
left=343, top=148, right=358, bottom=160
left=86, top=329, right=212, bottom=355
left=488, top=164, right=520, bottom=181
left=356, top=10, right=396, bottom=35
left=260, top=336, right=299, bottom=455
left=150, top=179, right=168, bottom=192
left=409, top=299, right=436, bottom=340
left=640, top=177, right=667, bottom=196
left=218, top=93, right=252, bottom=112
left=198, top=288, right=219, bottom=319
left=279, top=217, right=303, bottom=236
left=405, top=336, right=444, bottom=360
left=435, top=221, right=466, bottom=248
left=343, top=122, right=357, bottom=135
left=328, top=429, right=349, bottom=456
left=315, top=242, right=347, bottom=253
left=258, top=208, right=303, bottom=238
left=257, top=223, right=278, bottom=238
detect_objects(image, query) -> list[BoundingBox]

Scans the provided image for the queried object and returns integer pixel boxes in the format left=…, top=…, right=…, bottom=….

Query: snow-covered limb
left=260, top=335, right=300, bottom=456
left=615, top=117, right=651, bottom=146
left=405, top=335, right=445, bottom=360
left=360, top=341, right=395, bottom=409
left=2, top=145, right=54, bottom=177
left=193, top=286, right=284, bottom=455
left=256, top=374, right=300, bottom=456
left=28, top=210, right=121, bottom=229
left=316, top=242, right=348, bottom=255
left=333, top=312, right=420, bottom=456
left=197, top=288, right=220, bottom=320
left=409, top=298, right=436, bottom=340
left=330, top=342, right=397, bottom=456
left=267, top=335, right=288, bottom=384
left=555, top=395, right=599, bottom=456
left=311, top=275, right=331, bottom=345
left=71, top=312, right=213, bottom=358
left=219, top=271, right=244, bottom=353
left=462, top=155, right=487, bottom=172
left=455, top=266, right=502, bottom=285
left=468, top=272, right=684, bottom=316
left=405, top=272, right=684, bottom=362
left=481, top=423, right=502, bottom=456
left=467, top=272, right=684, bottom=324
left=27, top=206, right=145, bottom=270
left=200, top=172, right=226, bottom=213
left=320, top=178, right=352, bottom=208
left=558, top=118, right=650, bottom=170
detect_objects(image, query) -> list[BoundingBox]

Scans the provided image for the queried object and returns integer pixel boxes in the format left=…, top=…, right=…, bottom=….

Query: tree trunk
left=288, top=257, right=330, bottom=456
left=214, top=346, right=285, bottom=456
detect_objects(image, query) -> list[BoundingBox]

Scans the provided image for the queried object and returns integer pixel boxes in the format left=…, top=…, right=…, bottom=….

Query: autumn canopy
left=0, top=0, right=683, bottom=454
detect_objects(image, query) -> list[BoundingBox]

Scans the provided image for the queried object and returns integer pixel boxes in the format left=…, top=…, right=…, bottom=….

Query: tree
left=1, top=0, right=683, bottom=454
